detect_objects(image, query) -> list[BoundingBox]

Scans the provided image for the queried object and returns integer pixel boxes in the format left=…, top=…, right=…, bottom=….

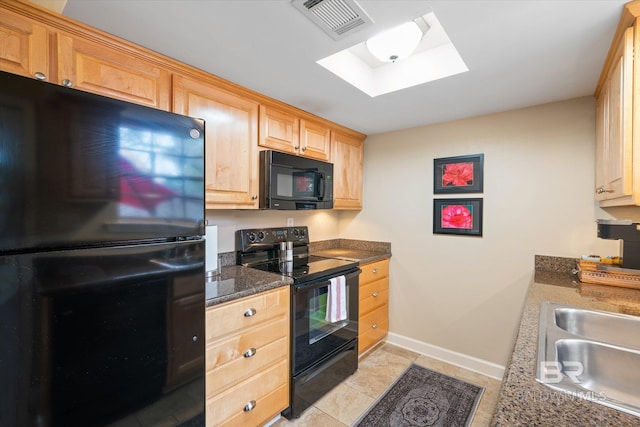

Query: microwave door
left=292, top=170, right=320, bottom=201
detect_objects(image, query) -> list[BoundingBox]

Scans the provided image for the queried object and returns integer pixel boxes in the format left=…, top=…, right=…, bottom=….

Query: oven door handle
left=294, top=280, right=330, bottom=293
left=293, top=268, right=361, bottom=293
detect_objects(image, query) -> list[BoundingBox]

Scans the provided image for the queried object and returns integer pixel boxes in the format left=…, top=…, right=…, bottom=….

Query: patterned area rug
left=354, top=363, right=484, bottom=427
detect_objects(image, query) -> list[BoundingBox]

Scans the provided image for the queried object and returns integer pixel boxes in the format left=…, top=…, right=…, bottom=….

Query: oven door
left=292, top=268, right=360, bottom=375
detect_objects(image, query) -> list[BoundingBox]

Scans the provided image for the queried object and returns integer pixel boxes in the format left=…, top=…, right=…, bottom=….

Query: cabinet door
left=259, top=105, right=298, bottom=154
left=331, top=131, right=364, bottom=210
left=54, top=32, right=171, bottom=110
left=0, top=9, right=49, bottom=80
left=596, top=26, right=633, bottom=203
left=300, top=119, right=331, bottom=161
left=173, top=75, right=259, bottom=209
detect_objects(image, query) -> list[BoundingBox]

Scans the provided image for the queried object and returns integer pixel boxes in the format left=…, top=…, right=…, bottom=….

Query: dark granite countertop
left=205, top=265, right=292, bottom=307
left=310, top=238, right=391, bottom=264
left=206, top=239, right=390, bottom=307
left=492, top=259, right=640, bottom=425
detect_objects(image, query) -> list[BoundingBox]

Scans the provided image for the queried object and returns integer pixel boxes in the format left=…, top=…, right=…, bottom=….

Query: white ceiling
left=62, top=0, right=627, bottom=136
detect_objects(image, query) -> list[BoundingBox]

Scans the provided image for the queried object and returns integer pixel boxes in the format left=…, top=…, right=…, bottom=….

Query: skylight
left=316, top=12, right=468, bottom=97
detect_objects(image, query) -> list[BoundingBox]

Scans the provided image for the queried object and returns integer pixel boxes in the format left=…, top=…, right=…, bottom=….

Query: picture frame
left=433, top=154, right=484, bottom=194
left=433, top=198, right=483, bottom=236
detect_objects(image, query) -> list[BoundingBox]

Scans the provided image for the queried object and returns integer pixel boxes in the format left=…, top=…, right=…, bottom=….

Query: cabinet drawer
left=206, top=287, right=288, bottom=339
left=359, top=304, right=389, bottom=354
left=207, top=359, right=288, bottom=427
left=360, top=259, right=389, bottom=284
left=206, top=315, right=288, bottom=396
left=359, top=284, right=389, bottom=315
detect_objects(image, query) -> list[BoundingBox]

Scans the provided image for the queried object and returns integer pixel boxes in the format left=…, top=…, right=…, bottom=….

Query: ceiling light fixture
left=366, top=21, right=423, bottom=63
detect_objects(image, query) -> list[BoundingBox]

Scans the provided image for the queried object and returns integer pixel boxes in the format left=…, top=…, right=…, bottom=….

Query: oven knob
left=300, top=229, right=306, bottom=237
left=247, top=232, right=256, bottom=242
left=257, top=231, right=265, bottom=241
left=293, top=229, right=299, bottom=236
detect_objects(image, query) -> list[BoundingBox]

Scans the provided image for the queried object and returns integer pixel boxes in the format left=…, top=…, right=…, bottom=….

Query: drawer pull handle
left=244, top=400, right=256, bottom=412
left=372, top=291, right=379, bottom=297
left=34, top=72, right=47, bottom=81
left=244, top=348, right=257, bottom=358
left=372, top=268, right=378, bottom=274
left=372, top=323, right=378, bottom=329
left=244, top=308, right=257, bottom=317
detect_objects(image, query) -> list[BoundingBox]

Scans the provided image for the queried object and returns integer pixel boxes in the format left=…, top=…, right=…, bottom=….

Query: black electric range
left=235, top=226, right=361, bottom=419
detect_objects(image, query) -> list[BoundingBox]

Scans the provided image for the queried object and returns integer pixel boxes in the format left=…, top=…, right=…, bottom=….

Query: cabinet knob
left=243, top=348, right=257, bottom=358
left=243, top=400, right=256, bottom=412
left=595, top=186, right=613, bottom=194
left=62, top=79, right=73, bottom=88
left=295, top=145, right=300, bottom=150
left=251, top=195, right=258, bottom=200
left=244, top=307, right=257, bottom=317
left=372, top=323, right=378, bottom=329
left=192, top=335, right=198, bottom=342
left=301, top=146, right=307, bottom=151
left=34, top=72, right=46, bottom=81
left=372, top=291, right=379, bottom=297
left=372, top=268, right=378, bottom=274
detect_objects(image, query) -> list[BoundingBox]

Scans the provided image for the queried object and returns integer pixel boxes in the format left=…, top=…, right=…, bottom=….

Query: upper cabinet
left=54, top=32, right=171, bottom=109
left=594, top=2, right=640, bottom=206
left=0, top=4, right=171, bottom=109
left=0, top=0, right=367, bottom=210
left=595, top=26, right=634, bottom=204
left=173, top=75, right=260, bottom=209
left=331, top=130, right=364, bottom=210
left=259, top=105, right=331, bottom=161
left=300, top=118, right=331, bottom=161
left=0, top=8, right=49, bottom=80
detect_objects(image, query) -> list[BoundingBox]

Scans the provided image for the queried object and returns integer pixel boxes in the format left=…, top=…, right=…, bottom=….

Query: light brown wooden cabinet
left=331, top=130, right=364, bottom=210
left=299, top=118, right=331, bottom=161
left=0, top=3, right=171, bottom=109
left=0, top=0, right=366, bottom=210
left=205, top=287, right=289, bottom=427
left=0, top=7, right=49, bottom=80
left=595, top=26, right=634, bottom=205
left=54, top=31, right=171, bottom=109
left=259, top=105, right=331, bottom=161
left=358, top=258, right=389, bottom=355
left=594, top=2, right=640, bottom=206
left=173, top=75, right=260, bottom=209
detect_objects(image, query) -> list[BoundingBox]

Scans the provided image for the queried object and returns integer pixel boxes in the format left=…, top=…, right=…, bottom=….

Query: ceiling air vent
left=292, top=0, right=374, bottom=41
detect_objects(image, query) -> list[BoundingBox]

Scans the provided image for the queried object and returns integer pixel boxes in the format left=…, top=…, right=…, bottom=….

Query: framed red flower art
left=433, top=198, right=483, bottom=236
left=434, top=154, right=484, bottom=194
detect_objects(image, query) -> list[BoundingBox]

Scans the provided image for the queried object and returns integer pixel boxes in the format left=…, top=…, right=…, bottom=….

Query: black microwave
left=260, top=150, right=334, bottom=210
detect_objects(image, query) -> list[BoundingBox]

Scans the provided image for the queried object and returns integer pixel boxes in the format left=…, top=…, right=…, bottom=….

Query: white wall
left=206, top=209, right=341, bottom=253
left=339, top=96, right=619, bottom=366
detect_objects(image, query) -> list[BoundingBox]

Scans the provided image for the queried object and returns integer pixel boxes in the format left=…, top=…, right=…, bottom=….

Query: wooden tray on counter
left=577, top=260, right=640, bottom=290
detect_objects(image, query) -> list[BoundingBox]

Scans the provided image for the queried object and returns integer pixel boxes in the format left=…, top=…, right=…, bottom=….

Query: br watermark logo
left=539, top=361, right=583, bottom=384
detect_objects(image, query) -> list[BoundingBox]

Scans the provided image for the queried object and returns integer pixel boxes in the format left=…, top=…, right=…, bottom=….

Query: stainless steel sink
left=537, top=302, right=640, bottom=417
left=554, top=306, right=640, bottom=351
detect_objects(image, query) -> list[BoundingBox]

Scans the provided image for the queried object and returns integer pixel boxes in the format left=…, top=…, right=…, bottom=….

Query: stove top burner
left=248, top=255, right=357, bottom=283
left=236, top=226, right=359, bottom=284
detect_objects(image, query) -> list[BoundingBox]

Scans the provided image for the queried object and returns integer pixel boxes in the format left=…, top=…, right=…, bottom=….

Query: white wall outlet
left=287, top=218, right=294, bottom=226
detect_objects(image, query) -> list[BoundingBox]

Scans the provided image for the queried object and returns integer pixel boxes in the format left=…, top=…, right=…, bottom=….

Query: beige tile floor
left=272, top=343, right=501, bottom=427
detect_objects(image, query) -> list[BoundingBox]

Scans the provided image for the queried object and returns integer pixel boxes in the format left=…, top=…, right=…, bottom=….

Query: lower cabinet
left=358, top=258, right=390, bottom=355
left=205, top=287, right=290, bottom=426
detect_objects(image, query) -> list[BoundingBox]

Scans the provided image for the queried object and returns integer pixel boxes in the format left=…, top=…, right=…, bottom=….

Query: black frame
left=434, top=153, right=484, bottom=194
left=433, top=198, right=483, bottom=236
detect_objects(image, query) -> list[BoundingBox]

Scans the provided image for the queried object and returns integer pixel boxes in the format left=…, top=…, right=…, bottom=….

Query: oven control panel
left=236, top=226, right=309, bottom=251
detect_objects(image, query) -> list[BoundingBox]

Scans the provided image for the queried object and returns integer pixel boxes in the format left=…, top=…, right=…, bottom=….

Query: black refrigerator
left=0, top=71, right=206, bottom=427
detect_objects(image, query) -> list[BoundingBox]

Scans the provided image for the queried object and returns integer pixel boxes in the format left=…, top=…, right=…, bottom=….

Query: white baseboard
left=385, top=332, right=505, bottom=381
